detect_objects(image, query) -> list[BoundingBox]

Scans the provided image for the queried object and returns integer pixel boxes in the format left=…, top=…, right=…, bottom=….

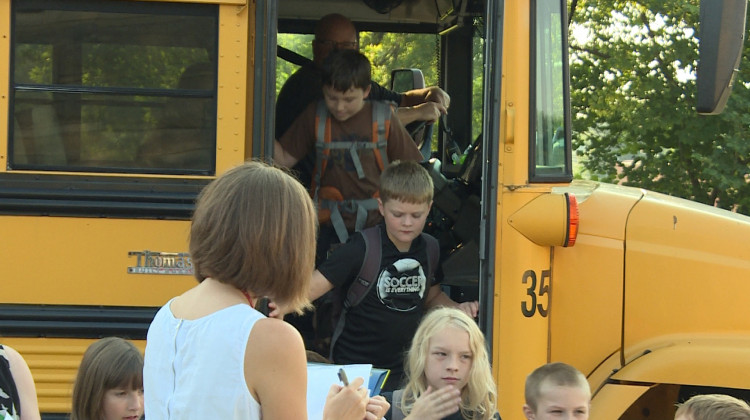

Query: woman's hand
left=323, top=377, right=369, bottom=420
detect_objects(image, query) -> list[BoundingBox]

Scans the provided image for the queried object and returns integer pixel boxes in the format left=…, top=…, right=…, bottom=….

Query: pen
left=338, top=368, right=349, bottom=386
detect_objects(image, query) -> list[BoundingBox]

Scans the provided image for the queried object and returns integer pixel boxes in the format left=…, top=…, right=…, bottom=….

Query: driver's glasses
left=315, top=39, right=358, bottom=50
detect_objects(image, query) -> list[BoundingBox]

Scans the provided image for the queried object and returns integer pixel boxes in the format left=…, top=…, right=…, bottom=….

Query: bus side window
left=10, top=0, right=219, bottom=174
left=12, top=104, right=67, bottom=166
left=137, top=62, right=216, bottom=170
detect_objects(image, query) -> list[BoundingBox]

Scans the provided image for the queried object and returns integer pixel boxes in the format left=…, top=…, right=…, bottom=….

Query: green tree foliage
left=360, top=32, right=439, bottom=87
left=276, top=32, right=439, bottom=93
left=569, top=0, right=750, bottom=214
left=276, top=34, right=314, bottom=95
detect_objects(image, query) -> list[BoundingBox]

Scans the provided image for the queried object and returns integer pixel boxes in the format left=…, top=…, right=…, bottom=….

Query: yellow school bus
left=1, top=0, right=748, bottom=419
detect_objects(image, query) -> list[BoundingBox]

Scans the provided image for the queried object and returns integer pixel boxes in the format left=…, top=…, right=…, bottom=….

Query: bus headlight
left=508, top=192, right=579, bottom=247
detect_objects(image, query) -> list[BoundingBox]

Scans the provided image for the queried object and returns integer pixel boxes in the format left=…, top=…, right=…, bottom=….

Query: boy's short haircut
left=189, top=161, right=316, bottom=314
left=321, top=49, right=371, bottom=92
left=525, top=362, right=590, bottom=411
left=675, top=394, right=750, bottom=420
left=379, top=160, right=433, bottom=205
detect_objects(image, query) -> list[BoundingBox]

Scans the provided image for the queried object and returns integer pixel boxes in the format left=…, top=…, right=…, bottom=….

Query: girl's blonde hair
left=401, top=307, right=497, bottom=420
left=71, top=337, right=143, bottom=420
left=189, top=161, right=316, bottom=314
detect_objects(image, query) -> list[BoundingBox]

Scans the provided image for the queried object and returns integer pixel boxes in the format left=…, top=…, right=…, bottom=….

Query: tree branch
left=569, top=44, right=611, bottom=60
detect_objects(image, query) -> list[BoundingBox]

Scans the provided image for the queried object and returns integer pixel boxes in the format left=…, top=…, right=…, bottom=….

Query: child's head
left=523, top=362, right=591, bottom=420
left=71, top=337, right=144, bottom=420
left=321, top=49, right=372, bottom=122
left=313, top=13, right=358, bottom=65
left=379, top=160, right=434, bottom=206
left=377, top=160, right=433, bottom=250
left=403, top=307, right=497, bottom=419
left=190, top=161, right=316, bottom=314
left=675, top=394, right=750, bottom=420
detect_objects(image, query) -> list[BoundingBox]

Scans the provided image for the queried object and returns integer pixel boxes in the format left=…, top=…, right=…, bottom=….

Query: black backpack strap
left=329, top=226, right=382, bottom=359
left=345, top=226, right=382, bottom=307
left=421, top=232, right=440, bottom=283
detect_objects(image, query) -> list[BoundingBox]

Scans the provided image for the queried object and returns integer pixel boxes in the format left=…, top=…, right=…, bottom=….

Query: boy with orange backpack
left=274, top=49, right=422, bottom=259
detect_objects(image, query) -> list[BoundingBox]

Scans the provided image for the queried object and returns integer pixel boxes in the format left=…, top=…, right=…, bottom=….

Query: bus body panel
left=590, top=382, right=650, bottom=420
left=612, top=335, right=750, bottom=389
left=591, top=335, right=750, bottom=418
left=217, top=3, right=255, bottom=174
left=549, top=181, right=642, bottom=376
left=2, top=216, right=194, bottom=306
left=0, top=0, right=9, bottom=169
left=494, top=189, right=556, bottom=418
left=497, top=0, right=530, bottom=188
left=493, top=1, right=574, bottom=413
left=623, top=191, right=750, bottom=352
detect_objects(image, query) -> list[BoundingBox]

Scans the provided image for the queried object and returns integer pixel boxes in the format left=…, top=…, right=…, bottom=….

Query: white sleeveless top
left=144, top=299, right=263, bottom=420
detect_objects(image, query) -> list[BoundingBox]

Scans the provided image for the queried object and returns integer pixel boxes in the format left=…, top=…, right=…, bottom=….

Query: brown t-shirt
left=279, top=100, right=422, bottom=230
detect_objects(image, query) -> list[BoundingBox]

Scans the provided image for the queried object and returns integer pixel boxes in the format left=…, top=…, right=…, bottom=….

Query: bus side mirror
left=390, top=68, right=425, bottom=91
left=696, top=0, right=748, bottom=115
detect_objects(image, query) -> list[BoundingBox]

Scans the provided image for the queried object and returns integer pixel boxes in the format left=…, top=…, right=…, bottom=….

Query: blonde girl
left=392, top=306, right=499, bottom=420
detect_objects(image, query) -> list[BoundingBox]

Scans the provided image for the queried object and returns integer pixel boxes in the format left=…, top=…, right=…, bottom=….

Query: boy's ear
left=377, top=198, right=384, bottom=216
left=364, top=84, right=371, bottom=99
left=522, top=404, right=535, bottom=420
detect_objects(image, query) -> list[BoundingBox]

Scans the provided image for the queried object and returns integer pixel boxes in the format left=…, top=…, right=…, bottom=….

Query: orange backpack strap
left=311, top=101, right=392, bottom=244
left=313, top=100, right=391, bottom=191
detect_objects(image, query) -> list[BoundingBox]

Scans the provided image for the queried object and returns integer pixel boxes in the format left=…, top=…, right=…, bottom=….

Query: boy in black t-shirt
left=307, top=160, right=479, bottom=391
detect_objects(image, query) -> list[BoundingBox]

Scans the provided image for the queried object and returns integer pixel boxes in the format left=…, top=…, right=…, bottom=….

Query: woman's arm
left=245, top=318, right=309, bottom=418
left=245, top=318, right=368, bottom=420
left=5, top=345, right=41, bottom=420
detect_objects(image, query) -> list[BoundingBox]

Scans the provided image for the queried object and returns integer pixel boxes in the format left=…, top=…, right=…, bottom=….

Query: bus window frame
left=8, top=0, right=220, bottom=176
left=528, top=0, right=573, bottom=183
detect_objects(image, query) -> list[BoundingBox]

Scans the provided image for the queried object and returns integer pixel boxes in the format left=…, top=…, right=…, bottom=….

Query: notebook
left=306, top=362, right=391, bottom=420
